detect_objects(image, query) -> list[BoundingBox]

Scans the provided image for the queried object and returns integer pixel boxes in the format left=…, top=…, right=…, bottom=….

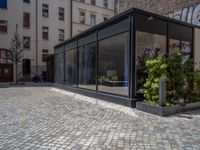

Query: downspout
left=71, top=0, right=73, bottom=37
left=36, top=0, right=38, bottom=76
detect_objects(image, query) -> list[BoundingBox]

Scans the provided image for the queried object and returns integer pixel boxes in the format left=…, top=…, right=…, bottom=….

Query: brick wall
left=119, top=0, right=200, bottom=15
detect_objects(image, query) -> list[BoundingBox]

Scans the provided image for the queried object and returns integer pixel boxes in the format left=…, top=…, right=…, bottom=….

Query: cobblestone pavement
left=0, top=86, right=200, bottom=150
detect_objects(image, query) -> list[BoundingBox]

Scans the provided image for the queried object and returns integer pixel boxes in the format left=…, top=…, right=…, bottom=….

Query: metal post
left=159, top=78, right=166, bottom=107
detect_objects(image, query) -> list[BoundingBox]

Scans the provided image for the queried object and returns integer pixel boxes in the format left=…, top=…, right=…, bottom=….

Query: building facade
left=0, top=0, right=72, bottom=81
left=72, top=0, right=115, bottom=36
left=54, top=8, right=200, bottom=106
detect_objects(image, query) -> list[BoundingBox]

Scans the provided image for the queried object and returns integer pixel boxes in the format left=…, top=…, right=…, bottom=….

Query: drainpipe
left=70, top=0, right=73, bottom=37
left=36, top=0, right=38, bottom=76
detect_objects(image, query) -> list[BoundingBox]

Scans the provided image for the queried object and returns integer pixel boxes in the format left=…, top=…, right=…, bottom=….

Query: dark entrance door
left=23, top=59, right=31, bottom=76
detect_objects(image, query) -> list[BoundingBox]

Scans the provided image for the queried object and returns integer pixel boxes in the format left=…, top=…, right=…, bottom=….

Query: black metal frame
left=54, top=7, right=198, bottom=107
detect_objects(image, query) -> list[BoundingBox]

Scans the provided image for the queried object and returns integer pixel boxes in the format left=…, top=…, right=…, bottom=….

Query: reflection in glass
left=169, top=39, right=180, bottom=53
left=65, top=49, right=77, bottom=86
left=181, top=41, right=191, bottom=64
left=79, top=43, right=96, bottom=90
left=136, top=31, right=166, bottom=95
left=98, top=32, right=129, bottom=96
left=55, top=52, right=64, bottom=83
left=169, top=39, right=192, bottom=64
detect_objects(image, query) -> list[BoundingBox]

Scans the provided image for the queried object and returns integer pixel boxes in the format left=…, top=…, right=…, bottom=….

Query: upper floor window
left=59, top=7, right=64, bottom=21
left=23, top=12, right=30, bottom=28
left=79, top=11, right=85, bottom=24
left=0, top=20, right=7, bottom=33
left=90, top=14, right=96, bottom=26
left=42, top=49, right=49, bottom=62
left=42, top=4, right=49, bottom=17
left=103, top=0, right=108, bottom=8
left=0, top=0, right=7, bottom=9
left=80, top=0, right=85, bottom=3
left=42, top=26, right=49, bottom=40
left=23, top=36, right=30, bottom=49
left=59, top=29, right=64, bottom=41
left=23, top=0, right=30, bottom=3
left=91, top=0, right=95, bottom=5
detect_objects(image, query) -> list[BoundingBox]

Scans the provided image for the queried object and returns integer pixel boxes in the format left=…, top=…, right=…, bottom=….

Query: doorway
left=23, top=59, right=31, bottom=76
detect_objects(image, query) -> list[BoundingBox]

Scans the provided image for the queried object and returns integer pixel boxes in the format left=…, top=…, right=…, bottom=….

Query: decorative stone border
left=136, top=102, right=200, bottom=116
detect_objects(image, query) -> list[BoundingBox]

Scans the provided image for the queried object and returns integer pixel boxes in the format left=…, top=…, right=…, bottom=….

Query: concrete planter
left=136, top=101, right=200, bottom=116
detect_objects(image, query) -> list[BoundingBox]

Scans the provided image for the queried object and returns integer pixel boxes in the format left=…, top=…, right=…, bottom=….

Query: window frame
left=42, top=26, right=49, bottom=40
left=0, top=20, right=7, bottom=33
left=42, top=3, right=49, bottom=18
left=23, top=12, right=30, bottom=28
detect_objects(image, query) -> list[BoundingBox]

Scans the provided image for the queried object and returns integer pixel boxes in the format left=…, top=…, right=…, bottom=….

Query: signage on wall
left=166, top=3, right=200, bottom=26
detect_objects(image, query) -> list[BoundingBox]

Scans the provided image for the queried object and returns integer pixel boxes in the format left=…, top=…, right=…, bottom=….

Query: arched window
left=0, top=49, right=12, bottom=64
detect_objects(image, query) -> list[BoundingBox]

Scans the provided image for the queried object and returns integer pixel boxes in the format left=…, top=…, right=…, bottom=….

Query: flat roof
left=55, top=7, right=200, bottom=49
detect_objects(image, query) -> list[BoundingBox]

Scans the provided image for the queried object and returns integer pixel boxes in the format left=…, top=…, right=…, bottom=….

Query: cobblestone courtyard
left=0, top=85, right=200, bottom=150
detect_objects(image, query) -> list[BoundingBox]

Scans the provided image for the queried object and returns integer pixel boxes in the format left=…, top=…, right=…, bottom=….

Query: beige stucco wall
left=72, top=0, right=115, bottom=36
left=194, top=28, right=200, bottom=68
left=0, top=0, right=71, bottom=79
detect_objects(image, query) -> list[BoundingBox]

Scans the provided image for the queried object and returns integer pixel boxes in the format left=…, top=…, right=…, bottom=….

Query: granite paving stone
left=0, top=86, right=200, bottom=149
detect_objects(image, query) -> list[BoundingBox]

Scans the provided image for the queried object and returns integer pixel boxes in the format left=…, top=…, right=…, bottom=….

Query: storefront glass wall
left=78, top=43, right=96, bottom=90
left=54, top=47, right=64, bottom=83
left=98, top=32, right=129, bottom=96
left=65, top=48, right=77, bottom=86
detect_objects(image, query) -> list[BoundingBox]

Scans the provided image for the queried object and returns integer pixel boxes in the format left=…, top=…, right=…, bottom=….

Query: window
left=65, top=49, right=77, bottom=86
left=80, top=0, right=85, bottom=2
left=23, top=0, right=30, bottom=3
left=0, top=0, right=7, bottom=9
left=169, top=39, right=192, bottom=64
left=58, top=7, right=64, bottom=21
left=42, top=4, right=49, bottom=17
left=90, top=14, right=96, bottom=26
left=98, top=32, right=129, bottom=96
left=42, top=49, right=49, bottom=62
left=103, top=0, right=108, bottom=8
left=23, top=12, right=30, bottom=28
left=0, top=20, right=7, bottom=33
left=91, top=0, right=95, bottom=5
left=79, top=43, right=96, bottom=90
left=42, top=26, right=49, bottom=40
left=23, top=36, right=30, bottom=49
left=55, top=50, right=64, bottom=83
left=79, top=11, right=85, bottom=24
left=59, top=29, right=64, bottom=41
left=136, top=31, right=166, bottom=95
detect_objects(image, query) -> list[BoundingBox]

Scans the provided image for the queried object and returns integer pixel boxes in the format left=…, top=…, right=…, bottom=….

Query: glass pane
left=65, top=49, right=77, bottom=86
left=181, top=41, right=192, bottom=65
left=79, top=42, right=96, bottom=90
left=98, top=32, right=129, bottom=96
left=54, top=51, right=64, bottom=83
left=136, top=31, right=166, bottom=95
left=169, top=39, right=180, bottom=53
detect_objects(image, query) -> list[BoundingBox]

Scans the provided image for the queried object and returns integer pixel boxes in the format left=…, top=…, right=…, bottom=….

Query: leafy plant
left=166, top=52, right=185, bottom=104
left=143, top=55, right=168, bottom=102
left=111, top=75, right=118, bottom=81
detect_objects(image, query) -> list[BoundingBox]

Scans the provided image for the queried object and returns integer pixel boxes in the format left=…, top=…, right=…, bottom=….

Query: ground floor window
left=98, top=32, right=129, bottom=96
left=55, top=52, right=64, bottom=83
left=136, top=31, right=166, bottom=95
left=78, top=43, right=96, bottom=90
left=65, top=49, right=77, bottom=86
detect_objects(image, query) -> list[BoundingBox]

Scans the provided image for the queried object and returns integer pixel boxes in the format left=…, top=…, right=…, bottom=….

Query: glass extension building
left=54, top=8, right=200, bottom=107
